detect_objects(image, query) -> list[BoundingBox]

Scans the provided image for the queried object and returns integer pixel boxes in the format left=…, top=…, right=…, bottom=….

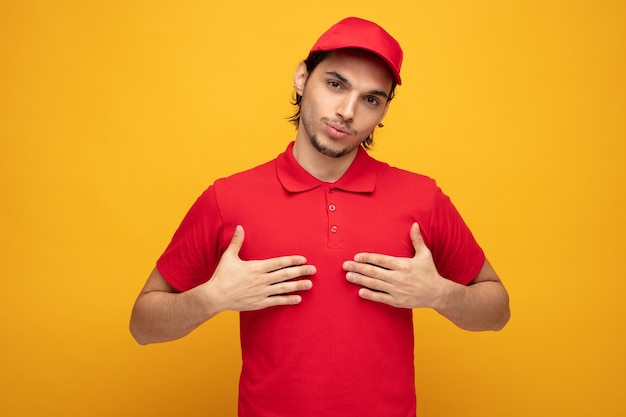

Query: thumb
left=410, top=222, right=427, bottom=254
left=226, top=225, right=245, bottom=257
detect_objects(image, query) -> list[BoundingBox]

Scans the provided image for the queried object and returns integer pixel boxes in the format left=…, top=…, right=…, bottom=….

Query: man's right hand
left=130, top=225, right=316, bottom=344
left=200, top=225, right=316, bottom=312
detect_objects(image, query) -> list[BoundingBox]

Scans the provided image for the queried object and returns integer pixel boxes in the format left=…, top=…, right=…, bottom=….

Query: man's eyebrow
left=325, top=71, right=389, bottom=99
left=325, top=71, right=349, bottom=84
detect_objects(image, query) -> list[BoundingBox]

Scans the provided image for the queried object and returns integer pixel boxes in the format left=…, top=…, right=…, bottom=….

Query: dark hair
left=288, top=50, right=397, bottom=150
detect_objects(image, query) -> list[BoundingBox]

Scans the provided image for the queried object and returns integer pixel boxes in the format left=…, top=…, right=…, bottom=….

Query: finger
left=348, top=253, right=399, bottom=272
left=266, top=264, right=317, bottom=285
left=346, top=271, right=391, bottom=292
left=258, top=255, right=311, bottom=275
left=260, top=294, right=305, bottom=308
left=357, top=288, right=396, bottom=306
left=344, top=261, right=390, bottom=281
left=268, top=279, right=313, bottom=296
left=410, top=222, right=427, bottom=253
left=225, top=225, right=245, bottom=257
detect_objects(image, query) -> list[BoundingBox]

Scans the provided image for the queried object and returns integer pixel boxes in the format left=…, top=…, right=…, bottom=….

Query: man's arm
left=342, top=222, right=510, bottom=331
left=129, top=267, right=217, bottom=345
left=129, top=225, right=316, bottom=345
left=431, top=258, right=509, bottom=331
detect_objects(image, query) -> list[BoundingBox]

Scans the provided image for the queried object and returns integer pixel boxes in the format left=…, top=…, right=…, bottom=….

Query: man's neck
left=291, top=137, right=358, bottom=183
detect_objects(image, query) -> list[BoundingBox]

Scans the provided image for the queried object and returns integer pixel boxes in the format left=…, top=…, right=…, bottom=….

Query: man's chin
left=310, top=136, right=354, bottom=158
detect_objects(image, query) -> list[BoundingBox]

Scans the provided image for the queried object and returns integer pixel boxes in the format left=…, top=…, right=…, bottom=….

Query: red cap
left=309, top=17, right=403, bottom=85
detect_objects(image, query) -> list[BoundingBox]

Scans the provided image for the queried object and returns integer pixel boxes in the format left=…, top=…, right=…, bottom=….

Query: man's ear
left=294, top=62, right=308, bottom=96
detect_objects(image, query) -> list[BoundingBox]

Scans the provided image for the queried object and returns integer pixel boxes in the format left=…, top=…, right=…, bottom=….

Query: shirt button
left=330, top=225, right=338, bottom=233
left=329, top=204, right=336, bottom=212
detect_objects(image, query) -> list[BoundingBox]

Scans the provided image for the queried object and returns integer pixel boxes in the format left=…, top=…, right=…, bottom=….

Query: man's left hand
left=342, top=222, right=451, bottom=309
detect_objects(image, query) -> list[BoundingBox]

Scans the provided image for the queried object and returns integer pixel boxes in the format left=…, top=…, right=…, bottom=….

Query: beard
left=302, top=114, right=363, bottom=159
left=309, top=134, right=357, bottom=158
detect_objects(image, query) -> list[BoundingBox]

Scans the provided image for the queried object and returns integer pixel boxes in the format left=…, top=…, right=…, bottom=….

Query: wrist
left=189, top=281, right=224, bottom=320
left=431, top=275, right=463, bottom=314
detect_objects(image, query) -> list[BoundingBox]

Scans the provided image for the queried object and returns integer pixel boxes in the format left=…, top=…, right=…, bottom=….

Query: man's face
left=295, top=49, right=393, bottom=159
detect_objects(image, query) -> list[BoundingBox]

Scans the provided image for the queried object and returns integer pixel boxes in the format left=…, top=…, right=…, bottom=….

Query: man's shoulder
left=211, top=157, right=280, bottom=199
left=376, top=160, right=438, bottom=189
left=366, top=159, right=443, bottom=210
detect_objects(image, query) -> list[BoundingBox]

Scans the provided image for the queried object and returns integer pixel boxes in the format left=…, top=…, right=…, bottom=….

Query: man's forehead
left=315, top=50, right=394, bottom=90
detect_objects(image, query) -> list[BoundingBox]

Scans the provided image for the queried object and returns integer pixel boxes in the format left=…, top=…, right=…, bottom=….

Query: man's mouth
left=324, top=120, right=354, bottom=138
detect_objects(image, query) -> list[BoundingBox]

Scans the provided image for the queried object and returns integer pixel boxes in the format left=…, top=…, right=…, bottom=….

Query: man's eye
left=367, top=97, right=380, bottom=105
left=328, top=81, right=341, bottom=89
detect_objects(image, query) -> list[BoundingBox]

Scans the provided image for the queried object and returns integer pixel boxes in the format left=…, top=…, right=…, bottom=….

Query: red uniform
left=157, top=142, right=485, bottom=417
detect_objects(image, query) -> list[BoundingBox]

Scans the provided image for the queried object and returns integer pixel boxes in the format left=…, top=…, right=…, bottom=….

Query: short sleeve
left=156, top=187, right=224, bottom=292
left=426, top=189, right=485, bottom=286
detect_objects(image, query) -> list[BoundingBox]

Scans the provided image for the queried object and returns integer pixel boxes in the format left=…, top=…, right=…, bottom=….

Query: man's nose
left=336, top=94, right=358, bottom=121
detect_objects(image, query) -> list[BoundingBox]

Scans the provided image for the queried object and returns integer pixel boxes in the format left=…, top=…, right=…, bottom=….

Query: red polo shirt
left=157, top=142, right=485, bottom=417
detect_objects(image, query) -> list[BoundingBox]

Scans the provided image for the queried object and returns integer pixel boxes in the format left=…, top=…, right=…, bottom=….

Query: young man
left=130, top=17, right=510, bottom=417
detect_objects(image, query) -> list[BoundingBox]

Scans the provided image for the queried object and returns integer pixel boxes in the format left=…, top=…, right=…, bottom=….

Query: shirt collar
left=276, top=142, right=378, bottom=193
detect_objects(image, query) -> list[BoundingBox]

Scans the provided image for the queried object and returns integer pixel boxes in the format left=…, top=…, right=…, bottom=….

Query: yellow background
left=2, top=1, right=624, bottom=416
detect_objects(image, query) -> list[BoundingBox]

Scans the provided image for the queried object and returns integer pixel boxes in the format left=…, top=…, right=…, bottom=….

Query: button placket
left=326, top=187, right=342, bottom=248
